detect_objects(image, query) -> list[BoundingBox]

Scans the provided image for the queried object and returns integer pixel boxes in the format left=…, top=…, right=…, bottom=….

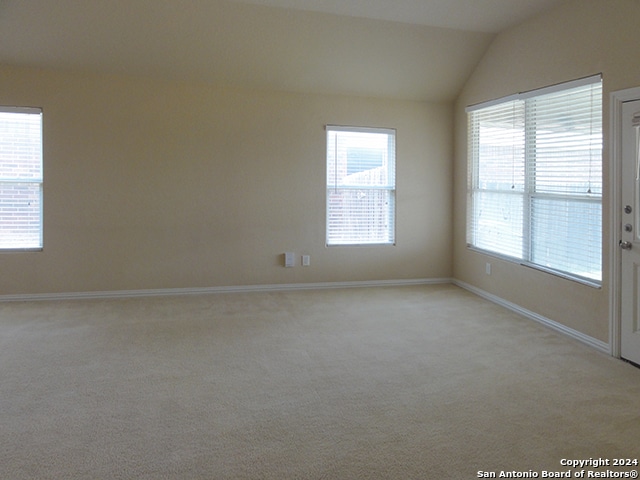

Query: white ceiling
left=0, top=0, right=567, bottom=101
left=226, top=0, right=566, bottom=33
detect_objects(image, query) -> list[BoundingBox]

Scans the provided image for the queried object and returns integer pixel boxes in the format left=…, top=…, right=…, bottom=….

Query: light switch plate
left=285, top=252, right=295, bottom=267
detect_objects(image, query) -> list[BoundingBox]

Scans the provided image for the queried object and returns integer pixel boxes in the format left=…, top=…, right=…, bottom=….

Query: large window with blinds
left=466, top=75, right=602, bottom=284
left=326, top=125, right=396, bottom=246
left=0, top=107, right=43, bottom=251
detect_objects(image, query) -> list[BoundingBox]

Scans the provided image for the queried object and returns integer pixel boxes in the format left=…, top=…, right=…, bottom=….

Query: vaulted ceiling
left=0, top=0, right=567, bottom=101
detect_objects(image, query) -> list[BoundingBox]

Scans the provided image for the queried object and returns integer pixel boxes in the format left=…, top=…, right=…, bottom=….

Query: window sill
left=467, top=245, right=602, bottom=289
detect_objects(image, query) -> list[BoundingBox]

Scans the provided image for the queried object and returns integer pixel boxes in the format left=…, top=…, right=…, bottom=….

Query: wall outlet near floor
left=302, top=255, right=310, bottom=267
left=485, top=262, right=491, bottom=275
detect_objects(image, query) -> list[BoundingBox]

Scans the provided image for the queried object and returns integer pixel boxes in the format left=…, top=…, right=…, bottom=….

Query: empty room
left=1, top=0, right=640, bottom=478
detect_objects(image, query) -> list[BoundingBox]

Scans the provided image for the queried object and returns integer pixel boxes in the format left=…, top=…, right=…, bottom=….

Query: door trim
left=610, top=86, right=640, bottom=358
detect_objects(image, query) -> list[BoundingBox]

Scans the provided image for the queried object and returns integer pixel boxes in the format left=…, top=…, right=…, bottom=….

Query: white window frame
left=466, top=75, right=603, bottom=286
left=326, top=125, right=396, bottom=246
left=0, top=106, right=44, bottom=251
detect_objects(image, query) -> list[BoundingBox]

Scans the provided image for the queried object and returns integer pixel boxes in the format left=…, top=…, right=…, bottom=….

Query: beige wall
left=0, top=65, right=452, bottom=294
left=454, top=0, right=640, bottom=342
left=9, top=0, right=634, bottom=347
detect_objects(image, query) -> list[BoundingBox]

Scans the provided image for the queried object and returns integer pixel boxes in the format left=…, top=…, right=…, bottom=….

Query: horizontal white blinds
left=467, top=76, right=602, bottom=283
left=326, top=126, right=396, bottom=245
left=0, top=108, right=43, bottom=250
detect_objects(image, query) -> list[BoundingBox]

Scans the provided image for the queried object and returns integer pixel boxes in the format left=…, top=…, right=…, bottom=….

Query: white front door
left=620, top=99, right=640, bottom=365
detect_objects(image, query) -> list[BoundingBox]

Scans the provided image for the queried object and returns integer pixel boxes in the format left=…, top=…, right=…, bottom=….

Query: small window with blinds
left=326, top=125, right=396, bottom=246
left=466, top=75, right=602, bottom=285
left=0, top=107, right=43, bottom=251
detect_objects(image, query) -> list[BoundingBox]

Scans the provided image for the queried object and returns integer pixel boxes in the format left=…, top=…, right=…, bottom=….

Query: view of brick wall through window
left=0, top=108, right=43, bottom=250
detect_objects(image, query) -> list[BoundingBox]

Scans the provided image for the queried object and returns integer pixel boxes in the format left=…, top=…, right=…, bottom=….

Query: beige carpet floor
left=1, top=284, right=640, bottom=479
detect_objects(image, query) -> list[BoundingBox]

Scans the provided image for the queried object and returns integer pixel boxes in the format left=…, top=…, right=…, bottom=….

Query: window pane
left=470, top=191, right=524, bottom=259
left=327, top=188, right=394, bottom=245
left=0, top=183, right=42, bottom=249
left=530, top=197, right=601, bottom=281
left=474, top=101, right=525, bottom=192
left=529, top=84, right=602, bottom=196
left=0, top=111, right=42, bottom=181
left=327, top=130, right=394, bottom=188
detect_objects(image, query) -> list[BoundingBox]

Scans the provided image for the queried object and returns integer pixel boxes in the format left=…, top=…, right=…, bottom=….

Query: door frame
left=609, top=86, right=640, bottom=358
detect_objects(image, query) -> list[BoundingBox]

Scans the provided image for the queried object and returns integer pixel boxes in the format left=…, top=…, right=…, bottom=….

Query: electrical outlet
left=485, top=262, right=491, bottom=275
left=302, top=255, right=310, bottom=267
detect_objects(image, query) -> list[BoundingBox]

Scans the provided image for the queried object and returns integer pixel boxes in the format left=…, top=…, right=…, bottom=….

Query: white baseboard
left=2, top=277, right=610, bottom=355
left=0, top=277, right=453, bottom=302
left=452, top=279, right=610, bottom=355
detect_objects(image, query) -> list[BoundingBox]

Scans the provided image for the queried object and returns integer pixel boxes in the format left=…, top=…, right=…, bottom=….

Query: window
left=466, top=75, right=602, bottom=284
left=0, top=107, right=43, bottom=250
left=326, top=125, right=395, bottom=246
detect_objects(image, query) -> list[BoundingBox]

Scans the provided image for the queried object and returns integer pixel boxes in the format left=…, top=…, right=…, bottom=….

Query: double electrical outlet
left=284, top=252, right=310, bottom=268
